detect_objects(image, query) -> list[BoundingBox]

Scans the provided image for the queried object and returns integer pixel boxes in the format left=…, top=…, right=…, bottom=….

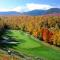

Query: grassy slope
left=5, top=30, right=60, bottom=60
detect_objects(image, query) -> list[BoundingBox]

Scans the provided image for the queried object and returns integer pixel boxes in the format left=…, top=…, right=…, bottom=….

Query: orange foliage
left=42, top=28, right=53, bottom=43
left=33, top=30, right=38, bottom=38
left=42, top=28, right=49, bottom=42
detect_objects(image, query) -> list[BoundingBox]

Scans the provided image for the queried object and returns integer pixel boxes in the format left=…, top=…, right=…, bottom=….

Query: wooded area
left=0, top=15, right=60, bottom=46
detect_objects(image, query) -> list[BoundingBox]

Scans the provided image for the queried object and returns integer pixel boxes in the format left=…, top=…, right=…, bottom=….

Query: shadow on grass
left=0, top=34, right=26, bottom=50
left=0, top=37, right=26, bottom=59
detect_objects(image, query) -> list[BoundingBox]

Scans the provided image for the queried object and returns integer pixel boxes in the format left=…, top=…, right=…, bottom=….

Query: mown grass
left=5, top=30, right=60, bottom=60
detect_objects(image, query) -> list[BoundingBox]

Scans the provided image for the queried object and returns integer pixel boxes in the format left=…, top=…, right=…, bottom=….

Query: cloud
left=0, top=3, right=53, bottom=12
left=0, top=6, right=22, bottom=12
left=26, top=3, right=53, bottom=11
left=12, top=7, right=22, bottom=12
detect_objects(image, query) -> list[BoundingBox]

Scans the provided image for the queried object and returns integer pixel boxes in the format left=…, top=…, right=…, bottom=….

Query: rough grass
left=0, top=50, right=21, bottom=60
left=5, top=30, right=60, bottom=60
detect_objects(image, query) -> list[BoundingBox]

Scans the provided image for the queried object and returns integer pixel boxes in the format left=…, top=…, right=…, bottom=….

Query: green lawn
left=4, top=30, right=60, bottom=60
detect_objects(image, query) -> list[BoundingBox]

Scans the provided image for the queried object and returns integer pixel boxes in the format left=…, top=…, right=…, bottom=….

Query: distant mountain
left=0, top=8, right=60, bottom=16
left=23, top=8, right=60, bottom=16
left=46, top=8, right=60, bottom=14
left=0, top=11, right=21, bottom=15
left=23, top=10, right=46, bottom=16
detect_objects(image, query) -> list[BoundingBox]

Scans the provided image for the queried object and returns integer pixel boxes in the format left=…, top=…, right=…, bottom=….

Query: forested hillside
left=0, top=15, right=60, bottom=46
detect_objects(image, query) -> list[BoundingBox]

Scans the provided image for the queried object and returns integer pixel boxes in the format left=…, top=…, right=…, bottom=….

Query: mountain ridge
left=0, top=8, right=60, bottom=16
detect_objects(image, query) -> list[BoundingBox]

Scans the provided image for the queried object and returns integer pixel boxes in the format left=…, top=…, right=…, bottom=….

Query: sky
left=0, top=0, right=60, bottom=12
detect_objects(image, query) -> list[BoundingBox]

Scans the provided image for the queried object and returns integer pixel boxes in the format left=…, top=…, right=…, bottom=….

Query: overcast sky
left=0, top=0, right=60, bottom=12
